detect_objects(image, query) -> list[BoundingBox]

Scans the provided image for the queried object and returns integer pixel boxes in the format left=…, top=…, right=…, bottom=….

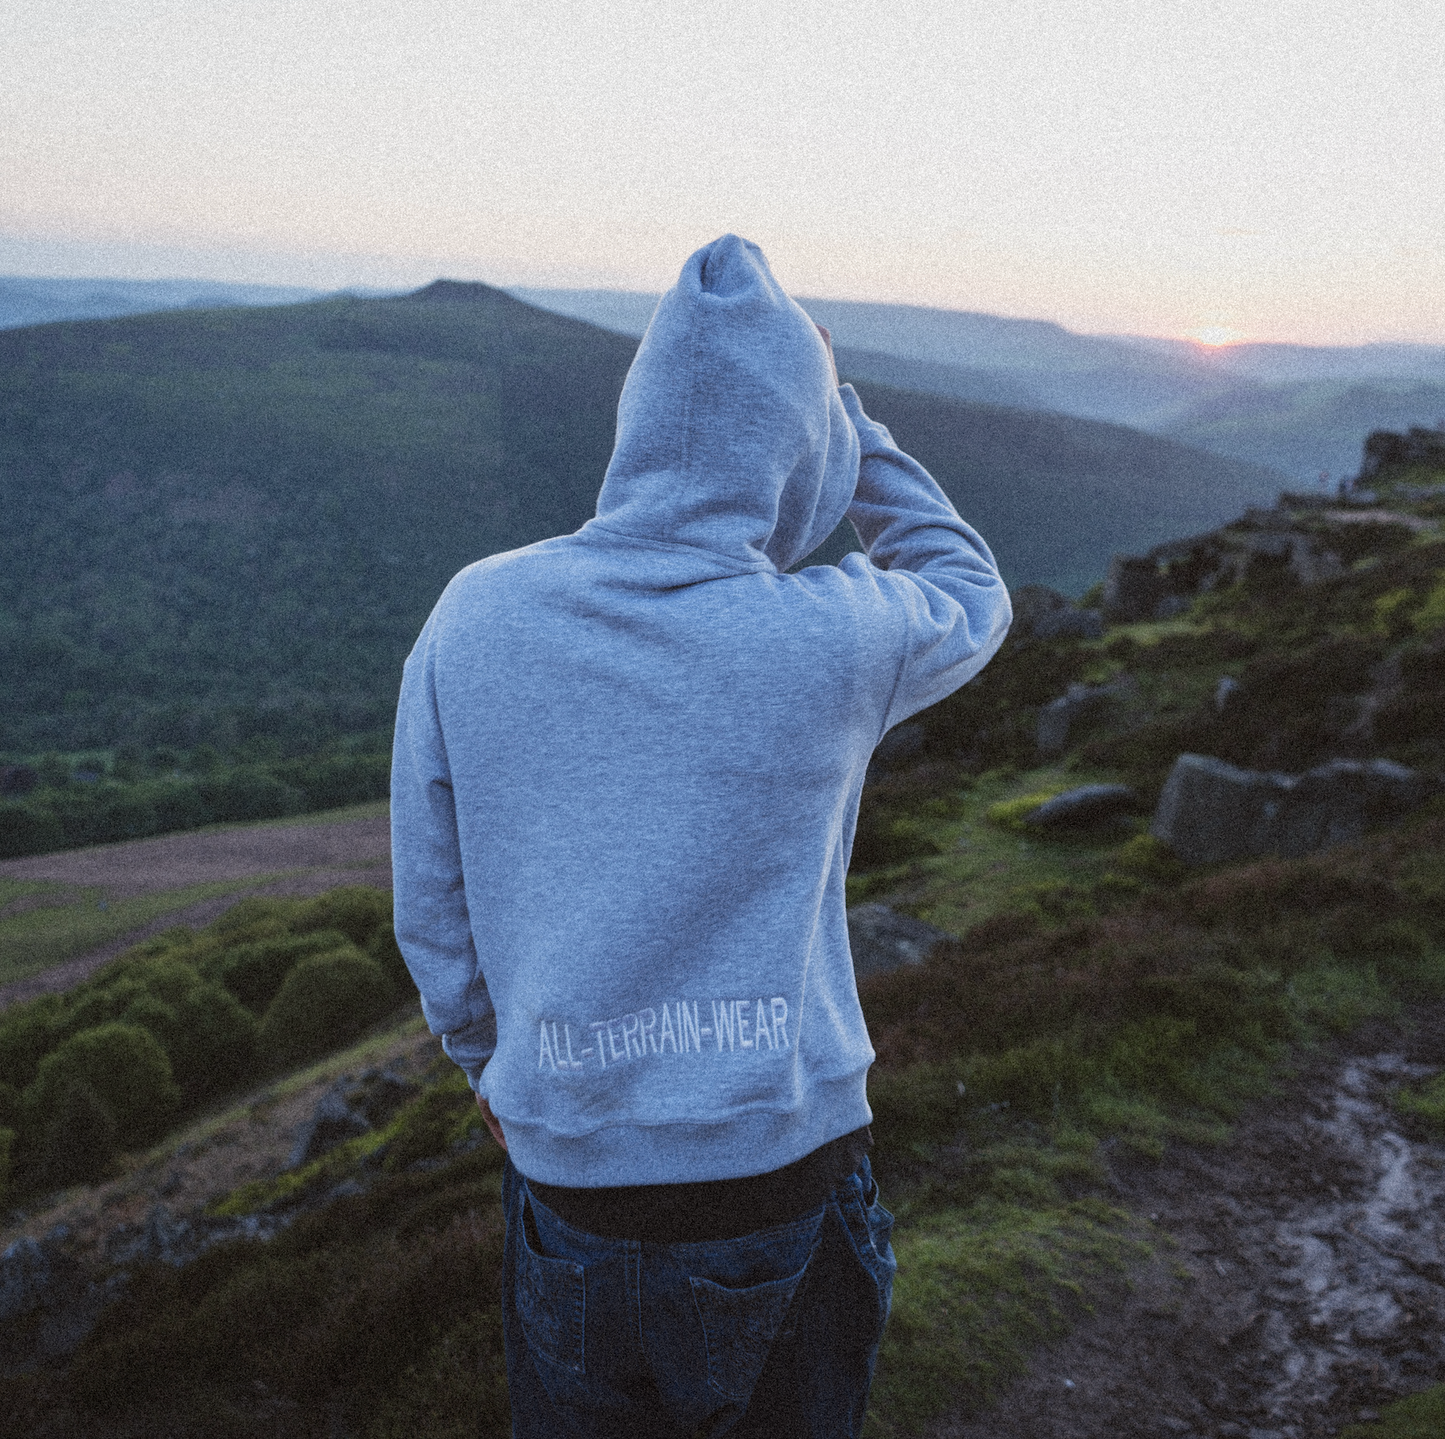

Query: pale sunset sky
left=2, top=0, right=1442, bottom=345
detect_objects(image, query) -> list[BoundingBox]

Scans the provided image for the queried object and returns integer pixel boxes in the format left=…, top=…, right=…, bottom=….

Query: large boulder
left=1010, top=585, right=1104, bottom=641
left=1151, top=753, right=1432, bottom=865
left=847, top=905, right=950, bottom=980
left=1102, top=556, right=1164, bottom=623
left=1037, top=677, right=1140, bottom=759
left=1021, top=784, right=1140, bottom=831
left=288, top=1086, right=373, bottom=1169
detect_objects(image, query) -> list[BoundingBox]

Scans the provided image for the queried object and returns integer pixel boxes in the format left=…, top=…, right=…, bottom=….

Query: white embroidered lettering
left=621, top=1012, right=642, bottom=1059
left=771, top=996, right=789, bottom=1049
left=588, top=1021, right=609, bottom=1068
left=754, top=999, right=774, bottom=1049
left=542, top=995, right=791, bottom=1077
left=714, top=1000, right=735, bottom=1052
left=681, top=1001, right=702, bottom=1053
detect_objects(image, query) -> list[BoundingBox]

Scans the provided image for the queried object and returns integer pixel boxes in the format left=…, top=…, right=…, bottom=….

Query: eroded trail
left=943, top=1019, right=1445, bottom=1439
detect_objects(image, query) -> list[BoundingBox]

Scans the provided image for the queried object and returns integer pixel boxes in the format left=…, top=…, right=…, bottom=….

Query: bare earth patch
left=938, top=1013, right=1445, bottom=1439
left=0, top=812, right=391, bottom=1009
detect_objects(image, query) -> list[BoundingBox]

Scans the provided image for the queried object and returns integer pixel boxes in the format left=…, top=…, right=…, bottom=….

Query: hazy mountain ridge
left=0, top=282, right=1283, bottom=754
left=516, top=287, right=1445, bottom=481
left=0, top=275, right=326, bottom=331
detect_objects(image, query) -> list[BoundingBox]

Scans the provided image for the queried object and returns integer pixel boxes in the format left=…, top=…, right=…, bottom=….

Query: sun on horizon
left=1186, top=326, right=1247, bottom=348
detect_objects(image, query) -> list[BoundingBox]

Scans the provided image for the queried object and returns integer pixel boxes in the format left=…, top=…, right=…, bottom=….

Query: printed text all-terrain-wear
left=390, top=234, right=1012, bottom=1190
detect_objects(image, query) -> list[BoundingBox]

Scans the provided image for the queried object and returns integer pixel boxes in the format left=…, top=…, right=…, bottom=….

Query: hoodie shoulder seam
left=581, top=520, right=774, bottom=572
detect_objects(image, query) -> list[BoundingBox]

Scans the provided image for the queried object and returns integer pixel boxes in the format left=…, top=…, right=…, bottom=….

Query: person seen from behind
left=391, top=234, right=1012, bottom=1438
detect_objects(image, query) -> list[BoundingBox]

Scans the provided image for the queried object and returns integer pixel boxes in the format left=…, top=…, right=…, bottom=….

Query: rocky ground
left=0, top=1018, right=439, bottom=1379
left=941, top=1013, right=1445, bottom=1439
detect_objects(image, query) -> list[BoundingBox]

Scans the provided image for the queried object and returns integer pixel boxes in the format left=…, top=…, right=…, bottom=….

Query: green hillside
left=0, top=284, right=636, bottom=754
left=4, top=440, right=1444, bottom=1437
left=1, top=286, right=1281, bottom=757
left=838, top=381, right=1284, bottom=595
left=1164, top=378, right=1445, bottom=484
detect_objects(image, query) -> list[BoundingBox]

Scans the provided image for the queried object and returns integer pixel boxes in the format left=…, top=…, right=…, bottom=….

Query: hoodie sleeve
left=837, top=384, right=1012, bottom=730
left=390, top=627, right=497, bottom=1090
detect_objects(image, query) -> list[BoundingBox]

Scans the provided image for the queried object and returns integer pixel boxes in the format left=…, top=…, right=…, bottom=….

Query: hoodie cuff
left=441, top=1012, right=498, bottom=1091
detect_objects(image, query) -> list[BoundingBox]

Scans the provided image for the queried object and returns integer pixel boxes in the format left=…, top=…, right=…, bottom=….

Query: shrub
left=293, top=886, right=392, bottom=947
left=367, top=922, right=416, bottom=996
left=207, top=928, right=354, bottom=1012
left=171, top=982, right=260, bottom=1098
left=197, top=767, right=303, bottom=823
left=207, top=896, right=297, bottom=937
left=30, top=1079, right=119, bottom=1189
left=258, top=951, right=396, bottom=1071
left=0, top=801, right=63, bottom=858
left=27, top=1023, right=181, bottom=1149
left=0, top=996, right=65, bottom=1091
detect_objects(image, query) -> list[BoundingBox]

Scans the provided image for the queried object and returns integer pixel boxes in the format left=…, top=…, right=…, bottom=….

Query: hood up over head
left=587, top=235, right=860, bottom=574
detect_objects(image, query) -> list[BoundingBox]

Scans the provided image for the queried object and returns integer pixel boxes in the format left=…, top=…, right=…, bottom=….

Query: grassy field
left=0, top=799, right=391, bottom=991
left=0, top=873, right=288, bottom=989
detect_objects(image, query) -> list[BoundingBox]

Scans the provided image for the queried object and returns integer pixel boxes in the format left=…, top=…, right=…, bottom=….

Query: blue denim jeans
left=500, top=1154, right=896, bottom=1438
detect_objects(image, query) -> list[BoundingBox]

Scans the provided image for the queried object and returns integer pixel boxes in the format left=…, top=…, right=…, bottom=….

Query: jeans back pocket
left=688, top=1241, right=818, bottom=1402
left=516, top=1193, right=586, bottom=1377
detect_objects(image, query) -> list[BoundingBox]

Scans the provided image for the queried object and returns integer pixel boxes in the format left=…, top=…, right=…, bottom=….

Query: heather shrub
left=168, top=982, right=260, bottom=1098
left=27, top=1022, right=180, bottom=1148
left=367, top=921, right=416, bottom=996
left=205, top=928, right=354, bottom=1012
left=292, top=885, right=392, bottom=947
left=30, top=1078, right=119, bottom=1189
left=258, top=950, right=396, bottom=1071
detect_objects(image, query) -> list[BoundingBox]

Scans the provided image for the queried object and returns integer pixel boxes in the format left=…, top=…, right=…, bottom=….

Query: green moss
left=1339, top=1384, right=1445, bottom=1438
left=986, top=791, right=1069, bottom=830
left=866, top=1200, right=1145, bottom=1435
left=1394, top=1073, right=1445, bottom=1135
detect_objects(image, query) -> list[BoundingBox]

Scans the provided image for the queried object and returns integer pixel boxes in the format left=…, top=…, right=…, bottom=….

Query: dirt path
left=0, top=814, right=392, bottom=1010
left=939, top=1014, right=1445, bottom=1439
left=0, top=813, right=391, bottom=899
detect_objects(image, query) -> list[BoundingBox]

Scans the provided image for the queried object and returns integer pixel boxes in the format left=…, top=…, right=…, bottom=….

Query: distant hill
left=829, top=381, right=1284, bottom=595
left=518, top=288, right=1445, bottom=482
left=0, top=275, right=325, bottom=330
left=0, top=283, right=1282, bottom=753
left=1162, top=380, right=1445, bottom=484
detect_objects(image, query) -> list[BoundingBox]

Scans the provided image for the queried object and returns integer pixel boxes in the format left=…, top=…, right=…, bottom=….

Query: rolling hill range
left=1, top=283, right=1282, bottom=754
left=0, top=274, right=324, bottom=331
left=518, top=287, right=1445, bottom=484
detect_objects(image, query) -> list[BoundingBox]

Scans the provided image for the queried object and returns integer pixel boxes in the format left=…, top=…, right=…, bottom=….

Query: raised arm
left=838, top=383, right=1012, bottom=727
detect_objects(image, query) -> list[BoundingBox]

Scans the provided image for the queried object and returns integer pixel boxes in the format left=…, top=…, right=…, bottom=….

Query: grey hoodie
left=391, top=235, right=1010, bottom=1187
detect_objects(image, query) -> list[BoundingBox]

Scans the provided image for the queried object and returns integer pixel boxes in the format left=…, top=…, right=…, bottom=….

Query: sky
left=3, top=0, right=1443, bottom=346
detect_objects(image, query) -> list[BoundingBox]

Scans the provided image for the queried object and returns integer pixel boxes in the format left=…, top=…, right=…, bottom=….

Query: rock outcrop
left=1020, top=784, right=1141, bottom=831
left=1359, top=425, right=1445, bottom=482
left=847, top=904, right=950, bottom=980
left=1151, top=753, right=1432, bottom=865
left=1037, top=677, right=1141, bottom=759
left=1010, top=585, right=1104, bottom=641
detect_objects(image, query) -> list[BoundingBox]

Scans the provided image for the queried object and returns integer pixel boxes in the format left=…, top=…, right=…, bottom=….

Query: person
left=390, top=234, right=1011, bottom=1438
